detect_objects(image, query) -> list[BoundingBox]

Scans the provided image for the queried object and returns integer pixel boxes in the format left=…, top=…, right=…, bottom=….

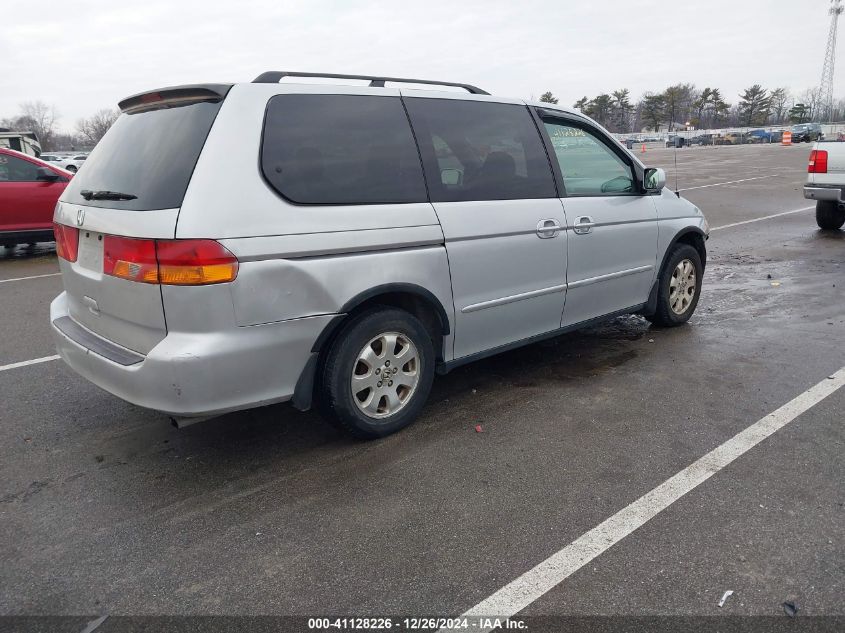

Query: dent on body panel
left=231, top=260, right=337, bottom=325
left=230, top=247, right=454, bottom=329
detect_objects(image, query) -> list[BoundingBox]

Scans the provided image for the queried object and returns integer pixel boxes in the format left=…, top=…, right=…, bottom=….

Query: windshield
left=62, top=100, right=223, bottom=211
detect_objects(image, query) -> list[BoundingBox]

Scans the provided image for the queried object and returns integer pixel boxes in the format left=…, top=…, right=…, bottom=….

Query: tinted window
left=0, top=154, right=40, bottom=182
left=62, top=101, right=222, bottom=210
left=543, top=121, right=635, bottom=196
left=405, top=98, right=556, bottom=202
left=261, top=94, right=427, bottom=205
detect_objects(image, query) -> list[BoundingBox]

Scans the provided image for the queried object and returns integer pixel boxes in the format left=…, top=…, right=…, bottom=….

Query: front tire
left=319, top=307, right=435, bottom=439
left=816, top=201, right=845, bottom=230
left=646, top=244, right=703, bottom=327
left=66, top=165, right=77, bottom=173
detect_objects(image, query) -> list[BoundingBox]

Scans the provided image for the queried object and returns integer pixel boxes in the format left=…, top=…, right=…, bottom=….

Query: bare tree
left=799, top=87, right=822, bottom=121
left=691, top=87, right=713, bottom=128
left=76, top=109, right=120, bottom=146
left=769, top=88, right=790, bottom=124
left=19, top=101, right=59, bottom=150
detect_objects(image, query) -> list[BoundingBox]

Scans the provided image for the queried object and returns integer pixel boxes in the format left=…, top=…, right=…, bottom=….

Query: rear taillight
left=102, top=237, right=238, bottom=285
left=809, top=149, right=828, bottom=173
left=157, top=240, right=239, bottom=285
left=54, top=223, right=79, bottom=262
left=103, top=236, right=159, bottom=283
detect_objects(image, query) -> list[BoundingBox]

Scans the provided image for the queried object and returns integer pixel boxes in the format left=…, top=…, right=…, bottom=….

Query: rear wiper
left=80, top=189, right=138, bottom=201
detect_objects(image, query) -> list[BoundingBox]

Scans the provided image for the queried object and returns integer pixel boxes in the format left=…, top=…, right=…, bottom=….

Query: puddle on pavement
left=436, top=314, right=650, bottom=404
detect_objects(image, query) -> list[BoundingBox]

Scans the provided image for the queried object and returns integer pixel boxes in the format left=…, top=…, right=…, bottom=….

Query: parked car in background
left=747, top=129, right=773, bottom=143
left=50, top=72, right=708, bottom=438
left=740, top=131, right=764, bottom=144
left=716, top=133, right=744, bottom=145
left=665, top=135, right=686, bottom=148
left=40, top=155, right=67, bottom=167
left=791, top=123, right=823, bottom=143
left=803, top=140, right=845, bottom=229
left=0, top=148, right=72, bottom=249
left=39, top=154, right=86, bottom=172
left=689, top=134, right=715, bottom=146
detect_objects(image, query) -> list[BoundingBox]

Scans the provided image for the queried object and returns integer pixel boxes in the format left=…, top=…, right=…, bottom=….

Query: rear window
left=62, top=101, right=222, bottom=210
left=260, top=94, right=427, bottom=205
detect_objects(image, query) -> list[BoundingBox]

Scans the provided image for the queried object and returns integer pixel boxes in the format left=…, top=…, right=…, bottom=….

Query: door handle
left=573, top=216, right=596, bottom=235
left=536, top=219, right=562, bottom=239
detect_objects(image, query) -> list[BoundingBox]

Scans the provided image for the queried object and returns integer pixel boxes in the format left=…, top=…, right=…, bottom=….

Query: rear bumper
left=50, top=291, right=335, bottom=417
left=804, top=186, right=844, bottom=203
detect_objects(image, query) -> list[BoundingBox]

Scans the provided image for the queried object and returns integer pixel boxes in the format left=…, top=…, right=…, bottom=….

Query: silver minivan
left=51, top=72, right=709, bottom=438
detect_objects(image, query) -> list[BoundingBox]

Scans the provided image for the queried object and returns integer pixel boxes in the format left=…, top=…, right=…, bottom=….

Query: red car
left=0, top=148, right=72, bottom=249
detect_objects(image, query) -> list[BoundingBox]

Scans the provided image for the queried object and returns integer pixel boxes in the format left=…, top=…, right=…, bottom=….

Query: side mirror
left=644, top=167, right=666, bottom=192
left=36, top=167, right=61, bottom=182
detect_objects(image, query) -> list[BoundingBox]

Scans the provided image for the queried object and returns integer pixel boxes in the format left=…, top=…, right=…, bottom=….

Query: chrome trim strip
left=568, top=264, right=653, bottom=290
left=461, top=283, right=567, bottom=314
left=450, top=227, right=567, bottom=242
left=581, top=217, right=656, bottom=228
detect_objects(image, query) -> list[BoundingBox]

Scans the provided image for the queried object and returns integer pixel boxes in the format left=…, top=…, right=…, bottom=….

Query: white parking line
left=0, top=272, right=61, bottom=284
left=679, top=174, right=779, bottom=191
left=710, top=206, right=814, bottom=231
left=0, top=355, right=60, bottom=373
left=453, top=368, right=845, bottom=628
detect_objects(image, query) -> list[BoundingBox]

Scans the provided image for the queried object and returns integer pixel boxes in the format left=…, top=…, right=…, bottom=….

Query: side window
left=0, top=155, right=40, bottom=182
left=405, top=98, right=556, bottom=202
left=261, top=94, right=427, bottom=205
left=543, top=121, right=636, bottom=196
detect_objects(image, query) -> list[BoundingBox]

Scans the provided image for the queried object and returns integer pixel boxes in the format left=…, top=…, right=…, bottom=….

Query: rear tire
left=816, top=201, right=845, bottom=230
left=646, top=244, right=703, bottom=327
left=319, top=307, right=435, bottom=439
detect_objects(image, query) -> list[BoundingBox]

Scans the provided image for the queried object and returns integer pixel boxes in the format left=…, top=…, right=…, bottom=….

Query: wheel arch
left=661, top=227, right=707, bottom=274
left=641, top=227, right=707, bottom=317
left=292, top=284, right=452, bottom=411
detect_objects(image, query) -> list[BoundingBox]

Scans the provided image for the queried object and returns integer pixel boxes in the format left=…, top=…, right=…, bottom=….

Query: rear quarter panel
left=175, top=83, right=441, bottom=238
left=176, top=83, right=456, bottom=357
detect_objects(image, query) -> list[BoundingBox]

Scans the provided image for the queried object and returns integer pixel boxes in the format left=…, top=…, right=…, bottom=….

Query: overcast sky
left=1, top=0, right=839, bottom=132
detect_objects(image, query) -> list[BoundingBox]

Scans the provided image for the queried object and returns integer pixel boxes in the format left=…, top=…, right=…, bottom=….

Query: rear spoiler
left=118, top=84, right=233, bottom=114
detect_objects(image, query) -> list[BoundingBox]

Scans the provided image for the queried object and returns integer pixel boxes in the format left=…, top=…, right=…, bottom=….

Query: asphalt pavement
left=0, top=143, right=842, bottom=631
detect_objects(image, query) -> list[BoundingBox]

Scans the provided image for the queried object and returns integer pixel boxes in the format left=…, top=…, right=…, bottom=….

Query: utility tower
left=819, top=0, right=844, bottom=121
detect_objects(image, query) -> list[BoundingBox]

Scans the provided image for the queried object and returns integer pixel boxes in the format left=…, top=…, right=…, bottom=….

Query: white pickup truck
left=804, top=141, right=845, bottom=229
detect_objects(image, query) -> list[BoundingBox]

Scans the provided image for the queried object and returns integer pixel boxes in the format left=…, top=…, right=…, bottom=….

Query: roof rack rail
left=252, top=71, right=490, bottom=95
